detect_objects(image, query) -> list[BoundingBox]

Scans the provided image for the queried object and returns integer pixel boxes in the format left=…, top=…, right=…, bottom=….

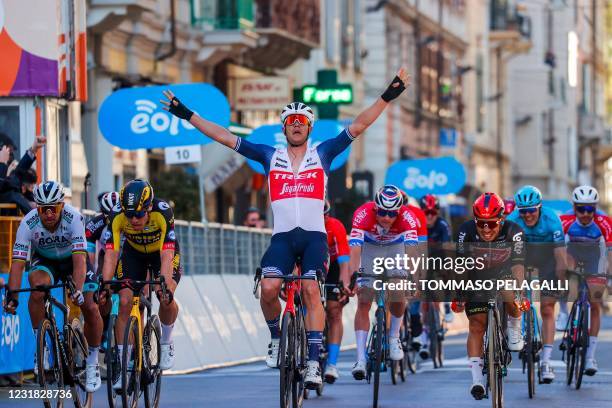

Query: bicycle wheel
left=565, top=303, right=578, bottom=386
left=292, top=311, right=306, bottom=408
left=143, top=315, right=163, bottom=408
left=428, top=308, right=441, bottom=369
left=121, top=316, right=142, bottom=408
left=37, top=319, right=64, bottom=408
left=372, top=307, right=384, bottom=408
left=525, top=311, right=535, bottom=398
left=105, top=315, right=121, bottom=408
left=279, top=314, right=294, bottom=408
left=574, top=309, right=588, bottom=390
left=402, top=313, right=417, bottom=374
left=67, top=319, right=92, bottom=408
left=486, top=309, right=499, bottom=408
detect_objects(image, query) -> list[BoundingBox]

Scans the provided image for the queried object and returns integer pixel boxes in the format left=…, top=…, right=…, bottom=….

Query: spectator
left=244, top=207, right=262, bottom=228
left=0, top=133, right=46, bottom=214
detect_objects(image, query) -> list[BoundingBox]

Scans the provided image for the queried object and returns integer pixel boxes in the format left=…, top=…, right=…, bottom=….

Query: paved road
left=2, top=316, right=612, bottom=407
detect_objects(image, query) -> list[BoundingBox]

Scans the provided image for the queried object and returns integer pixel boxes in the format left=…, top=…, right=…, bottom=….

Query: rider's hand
left=3, top=293, right=18, bottom=315
left=71, top=290, right=84, bottom=306
left=451, top=300, right=465, bottom=313
left=160, top=90, right=194, bottom=121
left=380, top=67, right=410, bottom=102
left=157, top=278, right=176, bottom=305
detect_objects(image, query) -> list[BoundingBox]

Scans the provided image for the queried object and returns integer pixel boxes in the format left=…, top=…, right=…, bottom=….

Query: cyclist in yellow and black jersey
left=99, top=179, right=180, bottom=388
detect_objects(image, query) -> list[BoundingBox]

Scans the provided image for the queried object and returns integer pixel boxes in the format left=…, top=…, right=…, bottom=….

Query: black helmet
left=120, top=179, right=154, bottom=213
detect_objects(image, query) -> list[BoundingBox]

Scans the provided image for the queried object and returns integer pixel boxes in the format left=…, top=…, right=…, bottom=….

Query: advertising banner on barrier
left=245, top=120, right=351, bottom=174
left=98, top=83, right=230, bottom=150
left=0, top=273, right=64, bottom=374
left=385, top=157, right=466, bottom=197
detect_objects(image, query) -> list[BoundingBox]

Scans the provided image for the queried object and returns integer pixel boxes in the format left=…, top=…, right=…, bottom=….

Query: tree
left=151, top=167, right=200, bottom=221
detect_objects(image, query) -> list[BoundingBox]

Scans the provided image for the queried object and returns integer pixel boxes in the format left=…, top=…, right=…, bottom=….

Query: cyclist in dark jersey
left=323, top=200, right=350, bottom=383
left=454, top=192, right=526, bottom=400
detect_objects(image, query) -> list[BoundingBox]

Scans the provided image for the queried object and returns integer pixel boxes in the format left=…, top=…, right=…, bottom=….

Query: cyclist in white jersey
left=162, top=68, right=410, bottom=388
left=3, top=181, right=103, bottom=392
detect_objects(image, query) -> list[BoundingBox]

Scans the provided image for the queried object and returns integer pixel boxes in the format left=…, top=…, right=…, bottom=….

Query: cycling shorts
left=31, top=253, right=98, bottom=293
left=116, top=243, right=182, bottom=284
left=325, top=260, right=341, bottom=301
left=357, top=242, right=408, bottom=289
left=261, top=228, right=328, bottom=278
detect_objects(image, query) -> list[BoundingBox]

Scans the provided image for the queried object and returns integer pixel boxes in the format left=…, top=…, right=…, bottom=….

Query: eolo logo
left=1, top=313, right=20, bottom=351
left=130, top=100, right=195, bottom=136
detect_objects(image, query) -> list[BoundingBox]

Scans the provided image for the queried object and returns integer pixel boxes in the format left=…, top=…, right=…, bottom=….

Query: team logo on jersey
left=401, top=210, right=417, bottom=229
left=26, top=216, right=39, bottom=230
left=269, top=169, right=324, bottom=201
left=158, top=201, right=170, bottom=211
left=168, top=230, right=176, bottom=240
left=353, top=208, right=368, bottom=226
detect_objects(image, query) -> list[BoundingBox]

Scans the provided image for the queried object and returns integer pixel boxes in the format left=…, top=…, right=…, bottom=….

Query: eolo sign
left=301, top=85, right=353, bottom=104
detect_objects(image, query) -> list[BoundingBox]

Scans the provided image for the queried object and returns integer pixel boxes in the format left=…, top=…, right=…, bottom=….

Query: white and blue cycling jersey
left=234, top=128, right=354, bottom=235
left=565, top=220, right=607, bottom=275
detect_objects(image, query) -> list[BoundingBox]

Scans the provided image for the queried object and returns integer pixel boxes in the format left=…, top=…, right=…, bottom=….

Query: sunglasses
left=284, top=114, right=310, bottom=126
left=377, top=209, right=399, bottom=218
left=125, top=210, right=147, bottom=219
left=475, top=219, right=502, bottom=229
left=575, top=205, right=596, bottom=214
left=518, top=207, right=539, bottom=215
left=37, top=204, right=62, bottom=214
left=424, top=210, right=438, bottom=216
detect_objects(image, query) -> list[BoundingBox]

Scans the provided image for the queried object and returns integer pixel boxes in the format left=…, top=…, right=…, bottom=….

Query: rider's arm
left=348, top=68, right=409, bottom=137
left=349, top=245, right=362, bottom=278
left=189, top=114, right=238, bottom=149
left=102, top=213, right=123, bottom=282
left=509, top=225, right=525, bottom=285
left=160, top=249, right=175, bottom=293
left=159, top=201, right=178, bottom=293
left=70, top=214, right=89, bottom=292
left=550, top=213, right=567, bottom=279
left=334, top=221, right=351, bottom=285
left=8, top=219, right=32, bottom=293
left=71, top=252, right=87, bottom=292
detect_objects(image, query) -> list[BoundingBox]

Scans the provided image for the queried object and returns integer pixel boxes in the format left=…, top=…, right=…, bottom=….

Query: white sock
left=389, top=315, right=402, bottom=339
left=356, top=330, right=368, bottom=363
left=87, top=346, right=99, bottom=365
left=542, top=344, right=553, bottom=363
left=161, top=323, right=174, bottom=345
left=118, top=344, right=124, bottom=357
left=508, top=315, right=521, bottom=327
left=586, top=336, right=597, bottom=360
left=469, top=357, right=484, bottom=384
left=559, top=301, right=568, bottom=314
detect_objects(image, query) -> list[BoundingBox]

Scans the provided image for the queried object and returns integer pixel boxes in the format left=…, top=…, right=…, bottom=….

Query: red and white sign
left=269, top=169, right=325, bottom=201
left=234, top=77, right=290, bottom=111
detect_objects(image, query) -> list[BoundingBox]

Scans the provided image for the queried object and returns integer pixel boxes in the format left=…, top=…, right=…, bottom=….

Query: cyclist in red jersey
left=322, top=200, right=350, bottom=383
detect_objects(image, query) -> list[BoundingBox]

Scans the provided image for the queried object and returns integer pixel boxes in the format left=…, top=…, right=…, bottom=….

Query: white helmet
left=33, top=181, right=65, bottom=205
left=572, top=185, right=599, bottom=204
left=99, top=191, right=120, bottom=214
left=280, top=102, right=314, bottom=125
left=374, top=185, right=403, bottom=211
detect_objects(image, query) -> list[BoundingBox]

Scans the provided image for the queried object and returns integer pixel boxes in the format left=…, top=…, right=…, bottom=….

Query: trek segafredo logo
left=269, top=169, right=324, bottom=201
left=403, top=167, right=448, bottom=190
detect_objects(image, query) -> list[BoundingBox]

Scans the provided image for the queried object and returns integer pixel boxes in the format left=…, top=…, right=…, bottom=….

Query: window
left=0, top=106, right=20, bottom=151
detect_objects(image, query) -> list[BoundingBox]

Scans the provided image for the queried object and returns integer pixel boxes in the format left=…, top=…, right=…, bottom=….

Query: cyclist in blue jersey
left=162, top=68, right=410, bottom=388
left=507, top=185, right=566, bottom=383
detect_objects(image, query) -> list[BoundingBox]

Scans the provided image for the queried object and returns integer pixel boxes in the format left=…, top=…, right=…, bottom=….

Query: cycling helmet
left=99, top=191, right=120, bottom=214
left=280, top=102, right=315, bottom=125
left=503, top=198, right=516, bottom=215
left=324, top=199, right=331, bottom=215
left=33, top=181, right=65, bottom=205
left=374, top=185, right=403, bottom=211
left=419, top=194, right=440, bottom=211
left=400, top=190, right=409, bottom=206
left=572, top=185, right=599, bottom=204
left=514, top=185, right=542, bottom=208
left=473, top=192, right=504, bottom=219
left=120, top=179, right=154, bottom=212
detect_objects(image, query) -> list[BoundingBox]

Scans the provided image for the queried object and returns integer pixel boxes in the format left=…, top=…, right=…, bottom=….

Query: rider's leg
left=302, top=279, right=325, bottom=361
left=355, top=288, right=374, bottom=363
left=540, top=299, right=556, bottom=364
left=586, top=281, right=605, bottom=363
left=467, top=309, right=487, bottom=398
left=114, top=287, right=133, bottom=353
left=81, top=292, right=103, bottom=362
left=504, top=297, right=523, bottom=350
left=28, top=269, right=52, bottom=333
left=260, top=278, right=283, bottom=337
left=388, top=300, right=406, bottom=338
left=409, top=300, right=423, bottom=337
left=326, top=300, right=343, bottom=366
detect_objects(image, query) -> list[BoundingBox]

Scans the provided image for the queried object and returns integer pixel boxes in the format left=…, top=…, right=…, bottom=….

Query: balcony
left=579, top=112, right=605, bottom=141
left=193, top=0, right=319, bottom=69
left=88, top=0, right=158, bottom=32
left=489, top=1, right=532, bottom=52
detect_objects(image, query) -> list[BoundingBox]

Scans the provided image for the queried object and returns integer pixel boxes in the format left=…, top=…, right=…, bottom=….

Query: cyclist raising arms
left=561, top=186, right=612, bottom=376
left=506, top=185, right=566, bottom=383
left=3, top=181, right=103, bottom=392
left=322, top=200, right=350, bottom=383
left=162, top=68, right=410, bottom=388
left=454, top=193, right=526, bottom=400
left=99, top=179, right=182, bottom=390
left=349, top=185, right=420, bottom=380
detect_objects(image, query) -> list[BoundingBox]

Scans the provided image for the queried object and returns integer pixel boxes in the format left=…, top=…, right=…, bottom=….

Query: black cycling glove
left=380, top=75, right=406, bottom=102
left=168, top=96, right=194, bottom=121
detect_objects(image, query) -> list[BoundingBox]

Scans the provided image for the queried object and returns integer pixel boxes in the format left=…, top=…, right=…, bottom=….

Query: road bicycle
left=482, top=296, right=512, bottom=408
left=519, top=266, right=541, bottom=398
left=253, top=264, right=322, bottom=408
left=101, top=277, right=167, bottom=408
left=7, top=279, right=92, bottom=408
left=422, top=302, right=445, bottom=368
